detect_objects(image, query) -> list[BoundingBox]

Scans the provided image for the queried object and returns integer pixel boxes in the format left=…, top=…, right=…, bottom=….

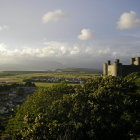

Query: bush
left=6, top=76, right=140, bottom=140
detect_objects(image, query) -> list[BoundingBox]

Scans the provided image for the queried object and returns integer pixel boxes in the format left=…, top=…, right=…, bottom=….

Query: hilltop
left=55, top=68, right=101, bottom=74
left=5, top=74, right=140, bottom=140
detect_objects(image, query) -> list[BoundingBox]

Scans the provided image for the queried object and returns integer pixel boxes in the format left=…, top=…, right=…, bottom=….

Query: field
left=0, top=71, right=98, bottom=87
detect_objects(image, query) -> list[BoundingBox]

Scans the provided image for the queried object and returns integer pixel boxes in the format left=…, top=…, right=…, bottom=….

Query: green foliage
left=125, top=72, right=140, bottom=81
left=6, top=82, right=74, bottom=138
left=24, top=81, right=36, bottom=87
left=125, top=72, right=140, bottom=92
left=6, top=76, right=140, bottom=140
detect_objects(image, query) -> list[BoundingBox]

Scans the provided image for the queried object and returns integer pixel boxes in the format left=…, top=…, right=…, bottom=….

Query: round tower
left=113, top=62, right=118, bottom=76
left=103, top=63, right=108, bottom=75
left=130, top=58, right=135, bottom=65
left=135, top=57, right=140, bottom=65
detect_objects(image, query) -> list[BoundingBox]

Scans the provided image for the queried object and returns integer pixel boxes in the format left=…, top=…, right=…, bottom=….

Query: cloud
left=78, top=29, right=93, bottom=40
left=0, top=39, right=139, bottom=69
left=42, top=9, right=67, bottom=23
left=0, top=42, right=81, bottom=59
left=117, top=11, right=140, bottom=30
left=0, top=25, right=9, bottom=31
left=70, top=46, right=80, bottom=55
left=0, top=41, right=121, bottom=60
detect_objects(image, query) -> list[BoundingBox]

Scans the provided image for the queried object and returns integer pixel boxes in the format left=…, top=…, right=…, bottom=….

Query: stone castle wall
left=103, top=57, right=140, bottom=76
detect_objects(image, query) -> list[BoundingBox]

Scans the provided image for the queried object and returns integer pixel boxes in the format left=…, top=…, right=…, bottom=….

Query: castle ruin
left=103, top=57, right=140, bottom=76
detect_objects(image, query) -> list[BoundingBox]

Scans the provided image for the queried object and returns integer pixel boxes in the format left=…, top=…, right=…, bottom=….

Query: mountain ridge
left=55, top=67, right=101, bottom=73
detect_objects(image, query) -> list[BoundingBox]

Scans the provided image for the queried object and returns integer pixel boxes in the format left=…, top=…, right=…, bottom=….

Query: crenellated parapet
left=130, top=57, right=140, bottom=65
left=103, top=57, right=140, bottom=76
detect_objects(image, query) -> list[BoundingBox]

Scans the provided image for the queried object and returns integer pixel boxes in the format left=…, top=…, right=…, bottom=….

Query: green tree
left=24, top=81, right=36, bottom=87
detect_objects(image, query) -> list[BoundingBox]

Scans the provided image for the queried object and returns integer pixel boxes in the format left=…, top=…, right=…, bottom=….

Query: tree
left=24, top=81, right=36, bottom=87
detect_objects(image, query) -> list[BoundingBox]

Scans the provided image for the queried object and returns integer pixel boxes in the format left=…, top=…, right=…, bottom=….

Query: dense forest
left=2, top=73, right=140, bottom=140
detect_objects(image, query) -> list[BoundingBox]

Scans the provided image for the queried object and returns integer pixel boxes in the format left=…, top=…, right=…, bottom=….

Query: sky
left=0, top=0, right=140, bottom=70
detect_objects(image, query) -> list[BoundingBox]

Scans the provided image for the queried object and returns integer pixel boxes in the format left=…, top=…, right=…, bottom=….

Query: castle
left=103, top=57, right=140, bottom=76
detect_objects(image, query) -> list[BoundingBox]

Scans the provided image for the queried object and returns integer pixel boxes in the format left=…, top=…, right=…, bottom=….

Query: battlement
left=103, top=57, right=140, bottom=76
left=130, top=57, right=140, bottom=65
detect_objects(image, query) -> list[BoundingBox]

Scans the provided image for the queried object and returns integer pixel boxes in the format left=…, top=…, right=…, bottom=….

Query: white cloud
left=70, top=46, right=80, bottom=55
left=42, top=9, right=67, bottom=23
left=0, top=40, right=139, bottom=66
left=0, top=25, right=9, bottom=31
left=117, top=11, right=140, bottom=30
left=0, top=41, right=118, bottom=61
left=78, top=29, right=93, bottom=40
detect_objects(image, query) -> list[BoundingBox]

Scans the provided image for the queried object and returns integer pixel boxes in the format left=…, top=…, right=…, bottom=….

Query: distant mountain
left=0, top=61, right=65, bottom=71
left=55, top=68, right=102, bottom=74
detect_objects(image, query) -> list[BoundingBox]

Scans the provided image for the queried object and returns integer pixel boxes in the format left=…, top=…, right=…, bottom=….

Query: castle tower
left=103, top=57, right=140, bottom=77
left=103, top=63, right=108, bottom=75
left=103, top=60, right=111, bottom=75
left=115, top=59, right=120, bottom=63
left=134, top=57, right=140, bottom=65
left=113, top=59, right=119, bottom=76
left=130, top=58, right=135, bottom=65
